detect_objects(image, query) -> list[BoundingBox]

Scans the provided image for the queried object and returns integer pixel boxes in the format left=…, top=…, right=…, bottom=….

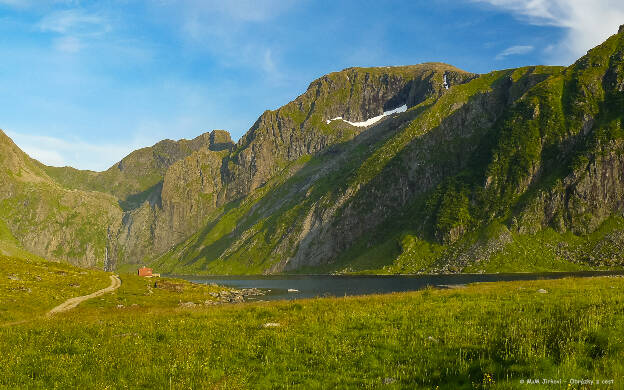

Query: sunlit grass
left=1, top=274, right=623, bottom=388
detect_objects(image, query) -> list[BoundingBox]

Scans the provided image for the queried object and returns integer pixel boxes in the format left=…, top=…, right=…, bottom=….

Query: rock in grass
left=262, top=323, right=280, bottom=328
left=537, top=289, right=548, bottom=294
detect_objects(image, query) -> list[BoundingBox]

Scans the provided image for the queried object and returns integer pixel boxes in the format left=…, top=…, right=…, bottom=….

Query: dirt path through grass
left=47, top=275, right=121, bottom=316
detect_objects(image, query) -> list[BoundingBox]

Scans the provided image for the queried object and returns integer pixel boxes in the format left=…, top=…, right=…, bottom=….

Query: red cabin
left=138, top=267, right=153, bottom=277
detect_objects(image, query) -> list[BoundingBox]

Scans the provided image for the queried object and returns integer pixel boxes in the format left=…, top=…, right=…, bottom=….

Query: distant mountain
left=2, top=26, right=624, bottom=274
left=0, top=130, right=120, bottom=268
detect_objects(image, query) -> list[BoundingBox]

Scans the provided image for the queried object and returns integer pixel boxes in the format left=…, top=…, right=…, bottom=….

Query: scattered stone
left=287, top=288, right=299, bottom=293
left=383, top=378, right=396, bottom=385
left=179, top=302, right=197, bottom=308
left=116, top=304, right=124, bottom=309
left=537, top=289, right=548, bottom=294
left=210, top=288, right=265, bottom=304
left=436, top=284, right=466, bottom=289
left=427, top=336, right=439, bottom=343
left=262, top=322, right=280, bottom=328
left=7, top=274, right=19, bottom=281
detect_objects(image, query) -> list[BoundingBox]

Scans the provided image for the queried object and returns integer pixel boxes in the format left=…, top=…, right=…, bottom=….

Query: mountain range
left=1, top=26, right=624, bottom=274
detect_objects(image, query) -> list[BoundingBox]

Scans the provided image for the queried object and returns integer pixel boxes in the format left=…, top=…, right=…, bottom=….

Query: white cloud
left=53, top=36, right=83, bottom=53
left=262, top=48, right=279, bottom=78
left=474, top=0, right=624, bottom=64
left=156, top=0, right=294, bottom=81
left=159, top=0, right=296, bottom=23
left=495, top=44, right=534, bottom=59
left=0, top=0, right=79, bottom=7
left=39, top=9, right=109, bottom=35
left=38, top=9, right=110, bottom=53
left=0, top=0, right=24, bottom=6
left=5, top=131, right=140, bottom=171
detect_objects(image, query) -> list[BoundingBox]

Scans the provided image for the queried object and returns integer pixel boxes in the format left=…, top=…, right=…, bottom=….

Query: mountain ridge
left=2, top=27, right=624, bottom=274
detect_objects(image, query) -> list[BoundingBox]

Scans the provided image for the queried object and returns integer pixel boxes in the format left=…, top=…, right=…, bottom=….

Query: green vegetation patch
left=0, top=254, right=110, bottom=323
left=0, top=276, right=623, bottom=388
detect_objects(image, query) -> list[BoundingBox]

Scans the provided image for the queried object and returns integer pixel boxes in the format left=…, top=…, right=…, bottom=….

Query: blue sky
left=1, top=0, right=623, bottom=171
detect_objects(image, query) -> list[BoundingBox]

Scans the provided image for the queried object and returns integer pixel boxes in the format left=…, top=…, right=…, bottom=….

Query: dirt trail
left=47, top=275, right=121, bottom=316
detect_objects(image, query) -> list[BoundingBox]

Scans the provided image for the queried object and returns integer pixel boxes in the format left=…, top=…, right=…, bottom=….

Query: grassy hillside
left=2, top=29, right=624, bottom=275
left=1, top=276, right=622, bottom=388
left=0, top=130, right=123, bottom=268
left=151, top=28, right=624, bottom=275
left=0, top=253, right=111, bottom=323
left=40, top=131, right=231, bottom=211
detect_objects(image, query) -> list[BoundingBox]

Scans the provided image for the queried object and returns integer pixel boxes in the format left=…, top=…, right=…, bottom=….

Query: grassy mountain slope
left=117, top=63, right=476, bottom=269
left=0, top=250, right=111, bottom=323
left=153, top=27, right=624, bottom=275
left=0, top=130, right=123, bottom=268
left=41, top=130, right=233, bottom=211
left=3, top=28, right=624, bottom=274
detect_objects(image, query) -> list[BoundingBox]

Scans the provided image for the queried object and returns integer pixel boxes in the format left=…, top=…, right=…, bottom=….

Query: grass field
left=0, top=254, right=111, bottom=324
left=0, top=259, right=622, bottom=388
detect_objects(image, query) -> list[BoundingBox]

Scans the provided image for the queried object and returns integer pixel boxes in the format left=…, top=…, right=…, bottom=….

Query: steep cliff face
left=224, top=64, right=477, bottom=200
left=42, top=131, right=230, bottom=210
left=1, top=129, right=235, bottom=268
left=0, top=130, right=122, bottom=268
left=154, top=26, right=624, bottom=275
left=112, top=131, right=234, bottom=265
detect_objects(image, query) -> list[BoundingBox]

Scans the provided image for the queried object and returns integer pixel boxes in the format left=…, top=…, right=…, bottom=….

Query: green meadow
left=1, top=254, right=623, bottom=389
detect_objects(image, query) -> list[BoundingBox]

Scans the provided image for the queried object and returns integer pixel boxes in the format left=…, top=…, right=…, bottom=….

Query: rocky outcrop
left=224, top=64, right=477, bottom=200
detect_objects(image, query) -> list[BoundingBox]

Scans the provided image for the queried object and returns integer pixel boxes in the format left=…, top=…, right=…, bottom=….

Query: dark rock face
left=209, top=130, right=234, bottom=151
left=113, top=130, right=233, bottom=265
left=114, top=64, right=477, bottom=266
left=282, top=70, right=533, bottom=270
left=224, top=64, right=477, bottom=200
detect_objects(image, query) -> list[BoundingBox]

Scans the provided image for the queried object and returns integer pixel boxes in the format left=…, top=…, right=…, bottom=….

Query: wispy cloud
left=0, top=0, right=31, bottom=8
left=495, top=44, right=533, bottom=60
left=164, top=0, right=297, bottom=23
left=5, top=131, right=141, bottom=171
left=474, top=0, right=624, bottom=64
left=39, top=9, right=108, bottom=34
left=157, top=0, right=296, bottom=81
left=53, top=36, right=83, bottom=53
left=38, top=9, right=110, bottom=53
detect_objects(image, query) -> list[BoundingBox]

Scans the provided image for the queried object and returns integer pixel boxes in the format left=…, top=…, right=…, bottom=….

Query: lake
left=174, top=270, right=624, bottom=301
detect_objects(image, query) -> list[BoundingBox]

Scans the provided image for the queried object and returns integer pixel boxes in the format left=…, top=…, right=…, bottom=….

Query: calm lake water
left=174, top=270, right=624, bottom=301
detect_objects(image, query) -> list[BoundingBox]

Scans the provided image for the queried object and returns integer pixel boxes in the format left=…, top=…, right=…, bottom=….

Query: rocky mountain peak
left=209, top=130, right=234, bottom=151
